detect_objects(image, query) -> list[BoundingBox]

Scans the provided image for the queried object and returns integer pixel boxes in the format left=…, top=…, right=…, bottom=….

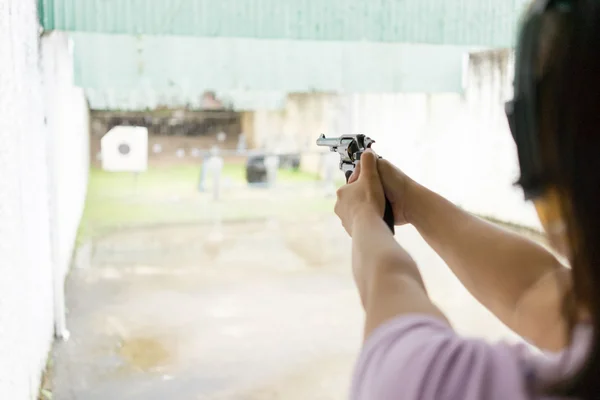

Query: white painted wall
left=0, top=1, right=90, bottom=398
left=373, top=50, right=541, bottom=229
left=41, top=31, right=91, bottom=339
left=456, top=50, right=540, bottom=227
left=0, top=2, right=53, bottom=397
left=247, top=49, right=540, bottom=229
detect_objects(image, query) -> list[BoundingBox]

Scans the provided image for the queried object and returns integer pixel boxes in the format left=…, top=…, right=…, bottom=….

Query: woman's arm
left=334, top=149, right=448, bottom=339
left=350, top=207, right=448, bottom=339
left=403, top=179, right=570, bottom=350
left=350, top=210, right=536, bottom=400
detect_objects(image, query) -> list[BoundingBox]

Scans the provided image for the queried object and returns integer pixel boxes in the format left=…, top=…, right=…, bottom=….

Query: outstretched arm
left=351, top=208, right=448, bottom=339
left=335, top=150, right=448, bottom=340
left=385, top=161, right=570, bottom=350
left=337, top=156, right=569, bottom=399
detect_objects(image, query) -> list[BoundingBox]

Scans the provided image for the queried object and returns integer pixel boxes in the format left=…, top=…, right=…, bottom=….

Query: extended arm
left=405, top=181, right=570, bottom=350
left=351, top=208, right=448, bottom=339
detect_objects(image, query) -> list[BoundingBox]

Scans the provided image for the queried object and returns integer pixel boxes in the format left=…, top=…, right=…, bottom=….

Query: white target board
left=101, top=126, right=148, bottom=172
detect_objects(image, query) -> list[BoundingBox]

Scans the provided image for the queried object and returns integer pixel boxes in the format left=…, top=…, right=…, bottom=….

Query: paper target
left=101, top=126, right=148, bottom=172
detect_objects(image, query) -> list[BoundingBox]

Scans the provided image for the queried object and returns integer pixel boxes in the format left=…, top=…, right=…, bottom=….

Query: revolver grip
left=344, top=170, right=354, bottom=182
left=344, top=169, right=395, bottom=235
left=383, top=198, right=395, bottom=234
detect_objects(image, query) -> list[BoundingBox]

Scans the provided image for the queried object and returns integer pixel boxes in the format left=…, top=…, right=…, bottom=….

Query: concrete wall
left=242, top=93, right=339, bottom=173
left=41, top=31, right=91, bottom=339
left=456, top=49, right=540, bottom=227
left=0, top=1, right=90, bottom=398
left=245, top=49, right=540, bottom=229
left=90, top=135, right=240, bottom=168
left=88, top=110, right=241, bottom=167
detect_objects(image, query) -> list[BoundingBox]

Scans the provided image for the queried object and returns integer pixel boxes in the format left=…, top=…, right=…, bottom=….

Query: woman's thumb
left=358, top=149, right=378, bottom=180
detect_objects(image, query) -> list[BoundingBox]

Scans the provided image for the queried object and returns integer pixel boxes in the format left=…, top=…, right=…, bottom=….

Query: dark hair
left=537, top=1, right=600, bottom=398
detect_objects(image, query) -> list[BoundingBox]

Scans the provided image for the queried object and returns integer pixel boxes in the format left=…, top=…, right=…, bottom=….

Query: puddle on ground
left=282, top=220, right=348, bottom=268
left=117, top=336, right=173, bottom=373
left=203, top=235, right=226, bottom=260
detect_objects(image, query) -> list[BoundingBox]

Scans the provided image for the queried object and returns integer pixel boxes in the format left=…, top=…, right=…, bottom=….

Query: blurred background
left=1, top=1, right=541, bottom=399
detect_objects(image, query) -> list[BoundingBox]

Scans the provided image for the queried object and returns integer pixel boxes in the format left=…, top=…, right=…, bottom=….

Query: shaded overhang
left=73, top=33, right=488, bottom=111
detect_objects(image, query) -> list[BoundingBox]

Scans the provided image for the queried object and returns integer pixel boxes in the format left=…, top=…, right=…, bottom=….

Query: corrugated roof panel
left=71, top=33, right=479, bottom=96
left=42, top=0, right=523, bottom=47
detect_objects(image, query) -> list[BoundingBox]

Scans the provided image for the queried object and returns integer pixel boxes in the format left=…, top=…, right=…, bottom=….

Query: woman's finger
left=357, top=149, right=379, bottom=181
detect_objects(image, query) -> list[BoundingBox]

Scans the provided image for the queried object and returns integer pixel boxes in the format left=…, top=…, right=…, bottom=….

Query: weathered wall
left=41, top=31, right=91, bottom=339
left=245, top=93, right=337, bottom=173
left=0, top=1, right=90, bottom=398
left=454, top=50, right=540, bottom=227
left=383, top=49, right=541, bottom=229
left=89, top=110, right=242, bottom=168
left=0, top=1, right=53, bottom=397
left=246, top=49, right=539, bottom=229
left=90, top=135, right=241, bottom=168
left=89, top=110, right=241, bottom=139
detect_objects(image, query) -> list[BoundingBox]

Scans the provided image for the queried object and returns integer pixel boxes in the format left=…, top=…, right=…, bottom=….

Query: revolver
left=316, top=134, right=395, bottom=234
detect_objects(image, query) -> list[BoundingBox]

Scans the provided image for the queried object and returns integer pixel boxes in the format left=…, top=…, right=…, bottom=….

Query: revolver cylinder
left=316, top=134, right=376, bottom=178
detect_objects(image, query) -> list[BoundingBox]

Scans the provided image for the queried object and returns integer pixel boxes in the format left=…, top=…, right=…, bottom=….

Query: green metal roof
left=72, top=33, right=480, bottom=106
left=41, top=0, right=524, bottom=47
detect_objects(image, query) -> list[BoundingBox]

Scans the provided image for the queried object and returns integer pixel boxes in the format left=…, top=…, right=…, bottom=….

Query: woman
left=335, top=1, right=600, bottom=399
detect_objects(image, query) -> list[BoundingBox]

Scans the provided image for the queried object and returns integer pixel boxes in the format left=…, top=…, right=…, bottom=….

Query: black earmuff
left=505, top=0, right=572, bottom=200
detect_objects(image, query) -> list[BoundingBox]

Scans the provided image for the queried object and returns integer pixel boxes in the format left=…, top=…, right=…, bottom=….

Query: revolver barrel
left=316, top=134, right=343, bottom=148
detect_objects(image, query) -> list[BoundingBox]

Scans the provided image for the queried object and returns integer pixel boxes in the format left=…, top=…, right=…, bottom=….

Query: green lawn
left=78, top=163, right=337, bottom=243
left=86, top=163, right=320, bottom=197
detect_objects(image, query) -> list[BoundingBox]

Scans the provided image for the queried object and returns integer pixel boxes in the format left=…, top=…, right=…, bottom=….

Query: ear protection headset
left=505, top=0, right=572, bottom=200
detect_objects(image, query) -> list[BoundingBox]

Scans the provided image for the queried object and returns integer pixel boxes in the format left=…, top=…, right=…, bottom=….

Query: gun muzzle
left=316, top=134, right=342, bottom=148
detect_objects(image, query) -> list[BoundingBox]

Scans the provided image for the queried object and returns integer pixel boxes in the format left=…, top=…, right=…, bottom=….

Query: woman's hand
left=377, top=159, right=415, bottom=226
left=335, top=149, right=386, bottom=236
left=349, top=156, right=416, bottom=226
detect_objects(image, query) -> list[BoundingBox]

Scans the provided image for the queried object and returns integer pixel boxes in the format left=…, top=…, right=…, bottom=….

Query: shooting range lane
left=51, top=219, right=521, bottom=400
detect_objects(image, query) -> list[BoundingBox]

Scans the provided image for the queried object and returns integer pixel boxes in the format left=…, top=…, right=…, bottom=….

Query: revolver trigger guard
left=340, top=163, right=353, bottom=173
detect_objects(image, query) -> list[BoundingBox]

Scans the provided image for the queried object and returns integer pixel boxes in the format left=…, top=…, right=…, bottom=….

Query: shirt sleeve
left=350, top=315, right=533, bottom=400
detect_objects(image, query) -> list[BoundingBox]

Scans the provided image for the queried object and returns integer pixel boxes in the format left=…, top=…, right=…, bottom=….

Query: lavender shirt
left=351, top=315, right=592, bottom=400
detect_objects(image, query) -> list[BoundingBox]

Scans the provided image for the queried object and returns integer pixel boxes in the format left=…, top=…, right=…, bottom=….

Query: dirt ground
left=51, top=215, right=524, bottom=400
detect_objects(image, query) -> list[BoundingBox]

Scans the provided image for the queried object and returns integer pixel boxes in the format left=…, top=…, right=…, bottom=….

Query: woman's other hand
left=335, top=149, right=386, bottom=236
left=348, top=155, right=416, bottom=226
left=376, top=159, right=415, bottom=226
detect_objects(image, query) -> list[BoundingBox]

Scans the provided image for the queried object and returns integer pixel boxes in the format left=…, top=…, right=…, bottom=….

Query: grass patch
left=37, top=355, right=53, bottom=400
left=78, top=164, right=331, bottom=243
left=86, top=164, right=319, bottom=197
